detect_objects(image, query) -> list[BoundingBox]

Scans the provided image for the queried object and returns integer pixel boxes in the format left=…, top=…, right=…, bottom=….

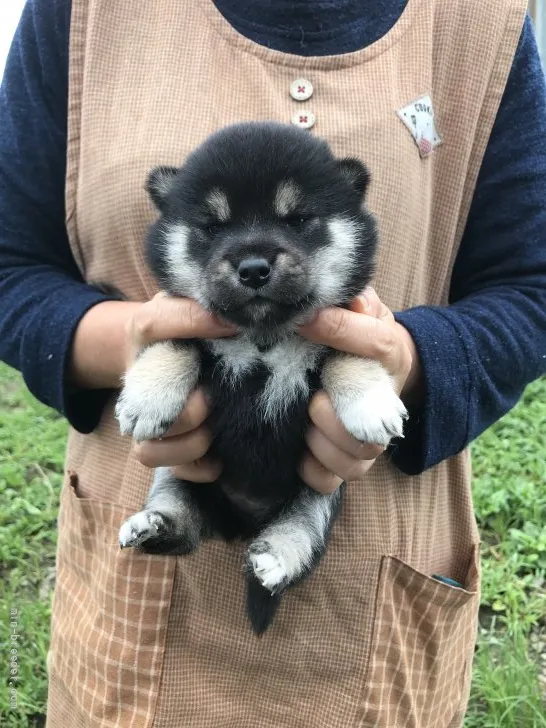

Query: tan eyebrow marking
left=205, top=188, right=231, bottom=222
left=274, top=180, right=302, bottom=217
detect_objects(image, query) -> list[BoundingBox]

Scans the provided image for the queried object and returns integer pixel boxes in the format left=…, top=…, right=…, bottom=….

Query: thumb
left=350, top=287, right=394, bottom=323
left=130, top=295, right=237, bottom=350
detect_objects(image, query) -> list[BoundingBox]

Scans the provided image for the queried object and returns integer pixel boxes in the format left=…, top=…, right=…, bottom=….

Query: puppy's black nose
left=237, top=258, right=271, bottom=288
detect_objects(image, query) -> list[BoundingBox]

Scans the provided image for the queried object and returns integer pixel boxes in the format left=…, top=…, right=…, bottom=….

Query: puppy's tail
left=246, top=574, right=283, bottom=635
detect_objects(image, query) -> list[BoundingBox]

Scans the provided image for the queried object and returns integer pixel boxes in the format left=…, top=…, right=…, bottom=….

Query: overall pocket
left=358, top=546, right=480, bottom=728
left=47, top=474, right=176, bottom=728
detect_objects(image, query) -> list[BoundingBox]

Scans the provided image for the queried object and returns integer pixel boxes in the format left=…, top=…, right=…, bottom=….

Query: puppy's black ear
left=336, top=158, right=370, bottom=199
left=146, top=166, right=179, bottom=211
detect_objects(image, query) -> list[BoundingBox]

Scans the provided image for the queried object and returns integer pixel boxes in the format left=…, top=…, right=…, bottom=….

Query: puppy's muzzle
left=207, top=241, right=311, bottom=323
left=224, top=244, right=284, bottom=291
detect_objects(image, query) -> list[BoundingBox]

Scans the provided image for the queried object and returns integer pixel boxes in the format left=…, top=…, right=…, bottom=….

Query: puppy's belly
left=211, top=400, right=310, bottom=511
left=187, top=375, right=313, bottom=536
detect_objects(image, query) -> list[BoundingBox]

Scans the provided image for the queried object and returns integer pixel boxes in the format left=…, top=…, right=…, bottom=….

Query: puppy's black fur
left=116, top=123, right=405, bottom=634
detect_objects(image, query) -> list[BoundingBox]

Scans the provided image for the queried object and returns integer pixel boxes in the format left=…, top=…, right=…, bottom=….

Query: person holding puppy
left=1, top=0, right=545, bottom=726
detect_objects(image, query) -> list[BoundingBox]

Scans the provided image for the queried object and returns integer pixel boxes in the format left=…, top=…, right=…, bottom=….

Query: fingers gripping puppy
left=116, top=122, right=407, bottom=634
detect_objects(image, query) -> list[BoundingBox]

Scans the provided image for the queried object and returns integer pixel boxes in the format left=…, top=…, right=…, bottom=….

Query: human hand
left=127, top=293, right=236, bottom=481
left=297, top=288, right=421, bottom=493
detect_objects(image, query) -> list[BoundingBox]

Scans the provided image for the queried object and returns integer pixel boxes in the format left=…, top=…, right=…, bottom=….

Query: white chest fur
left=206, top=335, right=324, bottom=420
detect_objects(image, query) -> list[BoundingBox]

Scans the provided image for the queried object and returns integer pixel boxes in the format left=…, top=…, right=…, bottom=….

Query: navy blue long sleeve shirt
left=1, top=0, right=545, bottom=475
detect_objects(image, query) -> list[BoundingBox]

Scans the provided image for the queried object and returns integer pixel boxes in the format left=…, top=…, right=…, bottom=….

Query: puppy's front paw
left=246, top=541, right=290, bottom=595
left=115, top=342, right=198, bottom=442
left=115, top=380, right=185, bottom=442
left=335, top=383, right=408, bottom=447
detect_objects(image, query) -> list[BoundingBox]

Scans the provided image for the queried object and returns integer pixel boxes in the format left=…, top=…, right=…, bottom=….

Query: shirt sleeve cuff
left=20, top=285, right=117, bottom=433
left=390, top=306, right=472, bottom=475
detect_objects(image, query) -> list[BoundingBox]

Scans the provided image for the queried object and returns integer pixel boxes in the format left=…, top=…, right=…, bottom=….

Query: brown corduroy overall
left=45, top=0, right=527, bottom=725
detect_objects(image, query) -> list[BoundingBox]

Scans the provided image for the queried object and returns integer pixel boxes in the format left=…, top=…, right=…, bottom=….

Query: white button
left=291, top=110, right=316, bottom=130
left=290, top=78, right=313, bottom=102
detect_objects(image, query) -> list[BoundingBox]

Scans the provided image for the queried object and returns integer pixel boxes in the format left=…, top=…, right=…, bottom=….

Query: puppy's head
left=146, top=122, right=377, bottom=329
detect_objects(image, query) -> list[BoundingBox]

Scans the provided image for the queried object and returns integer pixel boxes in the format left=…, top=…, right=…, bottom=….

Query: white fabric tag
left=397, top=95, right=442, bottom=158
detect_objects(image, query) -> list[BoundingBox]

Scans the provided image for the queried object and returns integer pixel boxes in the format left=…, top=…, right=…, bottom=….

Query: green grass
left=0, top=362, right=544, bottom=726
left=0, top=363, right=66, bottom=727
left=466, top=625, right=546, bottom=727
left=466, top=379, right=546, bottom=727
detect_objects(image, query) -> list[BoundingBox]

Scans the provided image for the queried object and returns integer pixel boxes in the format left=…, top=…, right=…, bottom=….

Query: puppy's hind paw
left=246, top=541, right=290, bottom=595
left=119, top=508, right=200, bottom=555
left=118, top=511, right=168, bottom=549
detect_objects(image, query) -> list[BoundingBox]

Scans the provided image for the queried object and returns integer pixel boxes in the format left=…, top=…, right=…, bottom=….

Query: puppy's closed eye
left=283, top=216, right=314, bottom=231
left=206, top=223, right=225, bottom=237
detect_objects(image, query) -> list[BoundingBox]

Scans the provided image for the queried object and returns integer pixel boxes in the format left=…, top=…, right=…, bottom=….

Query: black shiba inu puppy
left=116, top=122, right=407, bottom=633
